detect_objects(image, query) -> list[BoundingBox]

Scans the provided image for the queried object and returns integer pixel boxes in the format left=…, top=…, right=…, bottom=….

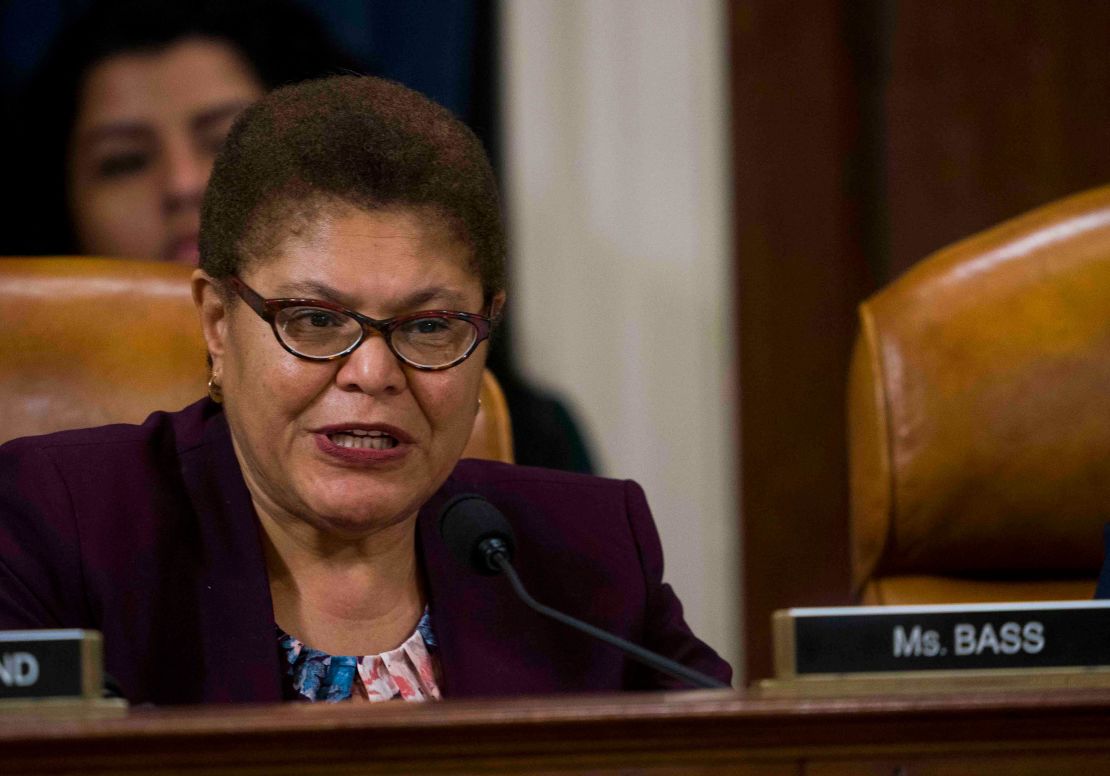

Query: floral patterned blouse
left=278, top=610, right=441, bottom=702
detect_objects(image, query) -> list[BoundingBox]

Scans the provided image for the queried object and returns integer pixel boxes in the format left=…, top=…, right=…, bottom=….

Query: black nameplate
left=0, top=630, right=102, bottom=700
left=775, top=601, right=1110, bottom=676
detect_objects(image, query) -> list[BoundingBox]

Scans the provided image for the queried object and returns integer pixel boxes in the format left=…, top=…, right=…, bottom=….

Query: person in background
left=0, top=75, right=731, bottom=703
left=5, top=0, right=353, bottom=263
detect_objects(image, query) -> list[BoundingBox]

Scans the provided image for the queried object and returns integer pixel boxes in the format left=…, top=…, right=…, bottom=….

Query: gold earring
left=476, top=397, right=482, bottom=413
left=208, top=376, right=224, bottom=404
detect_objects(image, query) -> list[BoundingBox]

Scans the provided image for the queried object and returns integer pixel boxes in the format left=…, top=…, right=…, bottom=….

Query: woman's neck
left=258, top=508, right=425, bottom=656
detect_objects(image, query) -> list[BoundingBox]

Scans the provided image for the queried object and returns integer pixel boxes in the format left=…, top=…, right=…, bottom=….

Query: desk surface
left=6, top=687, right=1110, bottom=774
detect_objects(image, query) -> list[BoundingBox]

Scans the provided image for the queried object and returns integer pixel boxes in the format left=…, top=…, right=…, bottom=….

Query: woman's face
left=68, top=37, right=264, bottom=264
left=195, top=205, right=497, bottom=540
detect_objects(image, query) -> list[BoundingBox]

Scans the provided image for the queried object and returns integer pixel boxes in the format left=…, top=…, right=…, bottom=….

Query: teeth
left=329, top=431, right=398, bottom=450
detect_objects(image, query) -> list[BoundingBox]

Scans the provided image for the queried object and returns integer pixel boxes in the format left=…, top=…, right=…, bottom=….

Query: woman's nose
left=162, top=137, right=209, bottom=212
left=334, top=332, right=408, bottom=397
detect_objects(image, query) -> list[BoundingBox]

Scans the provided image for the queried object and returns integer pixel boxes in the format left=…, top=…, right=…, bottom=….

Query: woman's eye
left=406, top=318, right=451, bottom=335
left=301, top=310, right=342, bottom=327
left=96, top=152, right=149, bottom=178
left=198, top=128, right=232, bottom=158
left=285, top=308, right=345, bottom=329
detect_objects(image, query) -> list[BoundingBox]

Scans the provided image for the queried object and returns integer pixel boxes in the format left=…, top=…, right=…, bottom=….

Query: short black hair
left=200, top=75, right=505, bottom=302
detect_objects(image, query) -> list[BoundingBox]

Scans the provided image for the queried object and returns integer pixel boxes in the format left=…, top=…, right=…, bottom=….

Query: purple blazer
left=0, top=399, right=731, bottom=704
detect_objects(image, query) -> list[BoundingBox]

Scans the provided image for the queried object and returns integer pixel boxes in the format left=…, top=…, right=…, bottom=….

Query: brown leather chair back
left=849, top=186, right=1110, bottom=605
left=0, top=258, right=513, bottom=463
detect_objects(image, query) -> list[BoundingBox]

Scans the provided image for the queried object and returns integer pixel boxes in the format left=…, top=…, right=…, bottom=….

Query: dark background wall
left=733, top=0, right=1110, bottom=682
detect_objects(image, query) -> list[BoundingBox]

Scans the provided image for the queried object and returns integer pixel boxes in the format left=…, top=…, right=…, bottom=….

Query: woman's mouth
left=313, top=424, right=412, bottom=464
left=327, top=429, right=399, bottom=450
left=164, top=236, right=199, bottom=265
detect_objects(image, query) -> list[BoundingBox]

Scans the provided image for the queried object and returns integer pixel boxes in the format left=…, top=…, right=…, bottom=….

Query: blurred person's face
left=68, top=37, right=264, bottom=264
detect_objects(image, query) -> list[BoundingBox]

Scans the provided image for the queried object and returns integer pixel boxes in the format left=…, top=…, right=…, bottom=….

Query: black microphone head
left=438, top=493, right=516, bottom=575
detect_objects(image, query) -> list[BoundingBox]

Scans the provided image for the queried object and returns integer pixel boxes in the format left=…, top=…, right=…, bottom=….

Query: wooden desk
left=5, top=687, right=1110, bottom=774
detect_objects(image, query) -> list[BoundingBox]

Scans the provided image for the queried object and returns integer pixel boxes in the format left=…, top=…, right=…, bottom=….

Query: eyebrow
left=271, top=280, right=473, bottom=313
left=78, top=99, right=252, bottom=145
left=79, top=122, right=151, bottom=145
left=191, top=100, right=252, bottom=134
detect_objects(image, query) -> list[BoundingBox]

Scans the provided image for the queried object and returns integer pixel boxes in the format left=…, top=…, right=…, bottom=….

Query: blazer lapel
left=179, top=405, right=282, bottom=703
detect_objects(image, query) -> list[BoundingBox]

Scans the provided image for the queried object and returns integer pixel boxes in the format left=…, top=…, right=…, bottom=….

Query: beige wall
left=500, top=0, right=739, bottom=671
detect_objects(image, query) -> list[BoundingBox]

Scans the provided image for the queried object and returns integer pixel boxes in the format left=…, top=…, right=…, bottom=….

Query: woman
left=0, top=75, right=730, bottom=704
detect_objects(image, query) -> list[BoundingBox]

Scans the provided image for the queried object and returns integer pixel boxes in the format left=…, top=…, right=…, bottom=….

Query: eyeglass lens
left=274, top=306, right=479, bottom=367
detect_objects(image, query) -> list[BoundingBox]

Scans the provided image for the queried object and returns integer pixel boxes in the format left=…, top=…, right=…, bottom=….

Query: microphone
left=438, top=493, right=728, bottom=690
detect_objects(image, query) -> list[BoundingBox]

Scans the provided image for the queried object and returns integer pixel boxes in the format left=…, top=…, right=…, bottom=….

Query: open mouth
left=327, top=429, right=399, bottom=450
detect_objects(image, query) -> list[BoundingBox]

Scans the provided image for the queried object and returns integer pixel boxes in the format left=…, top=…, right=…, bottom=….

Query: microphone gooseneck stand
left=474, top=534, right=728, bottom=690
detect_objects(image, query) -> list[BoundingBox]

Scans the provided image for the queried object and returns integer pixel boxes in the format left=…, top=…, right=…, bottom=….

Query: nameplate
left=0, top=630, right=103, bottom=700
left=773, top=601, right=1110, bottom=678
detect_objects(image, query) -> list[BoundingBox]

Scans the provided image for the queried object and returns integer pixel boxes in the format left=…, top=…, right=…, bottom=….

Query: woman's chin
left=299, top=488, right=421, bottom=540
left=294, top=461, right=444, bottom=539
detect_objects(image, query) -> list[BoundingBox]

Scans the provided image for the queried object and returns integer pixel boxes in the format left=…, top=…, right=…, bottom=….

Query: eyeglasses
left=228, top=276, right=496, bottom=370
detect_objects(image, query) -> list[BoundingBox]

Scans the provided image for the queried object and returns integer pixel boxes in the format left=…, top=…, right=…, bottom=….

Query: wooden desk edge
left=6, top=687, right=1110, bottom=774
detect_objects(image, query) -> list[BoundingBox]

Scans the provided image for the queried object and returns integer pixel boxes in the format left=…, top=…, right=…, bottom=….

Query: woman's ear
left=191, top=269, right=229, bottom=377
left=489, top=290, right=507, bottom=320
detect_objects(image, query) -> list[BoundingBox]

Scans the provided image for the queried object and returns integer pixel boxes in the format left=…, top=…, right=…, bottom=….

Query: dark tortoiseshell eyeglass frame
left=227, top=275, right=496, bottom=371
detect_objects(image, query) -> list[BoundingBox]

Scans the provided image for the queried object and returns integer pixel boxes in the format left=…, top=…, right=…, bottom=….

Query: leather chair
left=849, top=185, right=1110, bottom=605
left=0, top=258, right=513, bottom=462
